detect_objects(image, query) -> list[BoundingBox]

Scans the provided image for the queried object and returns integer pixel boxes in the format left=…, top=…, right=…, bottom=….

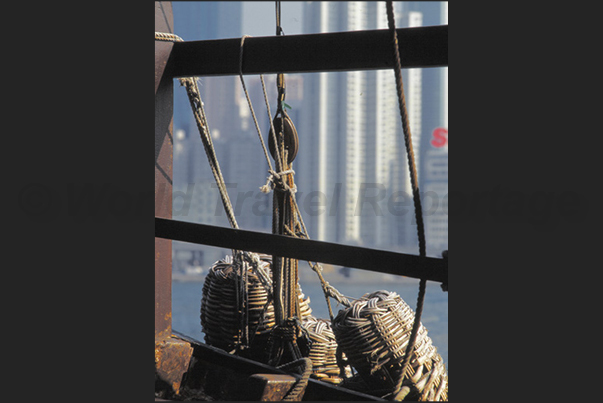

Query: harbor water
left=172, top=275, right=448, bottom=369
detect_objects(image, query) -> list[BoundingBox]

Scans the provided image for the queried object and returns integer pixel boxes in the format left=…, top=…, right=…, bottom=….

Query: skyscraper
left=298, top=2, right=431, bottom=252
left=418, top=2, right=448, bottom=257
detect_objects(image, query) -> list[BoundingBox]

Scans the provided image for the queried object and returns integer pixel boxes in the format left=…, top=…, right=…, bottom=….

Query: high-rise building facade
left=299, top=2, right=437, bottom=253
left=418, top=2, right=448, bottom=257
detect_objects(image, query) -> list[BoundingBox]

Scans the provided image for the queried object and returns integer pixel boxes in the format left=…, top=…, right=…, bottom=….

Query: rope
left=260, top=169, right=297, bottom=194
left=286, top=200, right=350, bottom=320
left=275, top=1, right=284, bottom=36
left=332, top=291, right=447, bottom=400
left=235, top=18, right=349, bottom=358
left=154, top=32, right=182, bottom=42
left=238, top=35, right=285, bottom=185
left=266, top=3, right=300, bottom=335
left=179, top=76, right=240, bottom=231
left=235, top=25, right=346, bottom=326
left=267, top=318, right=302, bottom=367
left=241, top=251, right=273, bottom=294
left=385, top=2, right=429, bottom=399
left=156, top=31, right=240, bottom=230
left=239, top=36, right=279, bottom=173
left=235, top=34, right=300, bottom=349
left=384, top=5, right=426, bottom=258
left=277, top=357, right=313, bottom=401
left=159, top=30, right=281, bottom=353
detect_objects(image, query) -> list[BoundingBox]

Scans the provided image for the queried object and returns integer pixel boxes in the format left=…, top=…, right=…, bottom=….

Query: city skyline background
left=170, top=1, right=448, bottom=273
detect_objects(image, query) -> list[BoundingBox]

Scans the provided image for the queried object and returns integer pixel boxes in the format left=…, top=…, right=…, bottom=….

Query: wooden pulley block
left=268, top=110, right=299, bottom=164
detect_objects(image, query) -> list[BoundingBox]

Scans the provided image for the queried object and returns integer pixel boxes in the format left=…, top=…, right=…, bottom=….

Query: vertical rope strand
left=385, top=2, right=429, bottom=399
left=385, top=2, right=426, bottom=257
left=238, top=35, right=277, bottom=173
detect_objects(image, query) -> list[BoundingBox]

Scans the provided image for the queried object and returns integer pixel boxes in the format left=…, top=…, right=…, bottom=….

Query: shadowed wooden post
left=155, top=0, right=174, bottom=342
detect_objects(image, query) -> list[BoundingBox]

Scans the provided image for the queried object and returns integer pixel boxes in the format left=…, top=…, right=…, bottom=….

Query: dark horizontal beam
left=169, top=25, right=447, bottom=77
left=174, top=331, right=385, bottom=401
left=155, top=217, right=447, bottom=284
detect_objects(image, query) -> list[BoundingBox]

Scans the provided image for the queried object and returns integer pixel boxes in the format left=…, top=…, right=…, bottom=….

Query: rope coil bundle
left=332, top=290, right=448, bottom=401
left=200, top=255, right=312, bottom=361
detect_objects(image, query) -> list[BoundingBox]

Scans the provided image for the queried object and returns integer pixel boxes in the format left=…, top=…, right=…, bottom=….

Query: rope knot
left=238, top=251, right=273, bottom=294
left=260, top=169, right=296, bottom=194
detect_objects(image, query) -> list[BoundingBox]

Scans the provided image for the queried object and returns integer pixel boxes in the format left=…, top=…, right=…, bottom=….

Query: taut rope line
left=238, top=35, right=282, bottom=174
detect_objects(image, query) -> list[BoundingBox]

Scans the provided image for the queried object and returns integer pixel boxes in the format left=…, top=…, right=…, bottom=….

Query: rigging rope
left=238, top=35, right=280, bottom=174
left=156, top=30, right=276, bottom=352
left=154, top=32, right=182, bottom=42
left=236, top=23, right=348, bottom=323
left=384, top=2, right=429, bottom=399
left=155, top=31, right=239, bottom=231
left=160, top=0, right=445, bottom=391
left=277, top=357, right=313, bottom=401
left=181, top=76, right=240, bottom=231
left=275, top=1, right=284, bottom=36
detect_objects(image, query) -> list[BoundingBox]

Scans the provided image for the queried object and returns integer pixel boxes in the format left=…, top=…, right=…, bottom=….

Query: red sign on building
left=431, top=127, right=448, bottom=148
